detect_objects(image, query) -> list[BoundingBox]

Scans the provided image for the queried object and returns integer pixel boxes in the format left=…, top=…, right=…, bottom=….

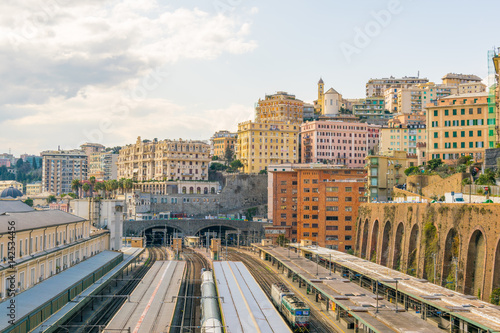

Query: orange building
left=268, top=164, right=367, bottom=251
left=210, top=130, right=237, bottom=160
left=255, top=91, right=303, bottom=124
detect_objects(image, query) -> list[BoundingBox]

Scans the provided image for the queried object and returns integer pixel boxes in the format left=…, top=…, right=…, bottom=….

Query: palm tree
left=82, top=183, right=91, bottom=197
left=107, top=179, right=119, bottom=198
left=124, top=178, right=134, bottom=192
left=94, top=181, right=105, bottom=198
left=89, top=176, right=96, bottom=197
left=71, top=179, right=81, bottom=197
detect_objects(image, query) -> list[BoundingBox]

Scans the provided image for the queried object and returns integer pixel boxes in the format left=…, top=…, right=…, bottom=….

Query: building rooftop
left=0, top=200, right=34, bottom=214
left=0, top=186, right=23, bottom=199
left=0, top=210, right=85, bottom=233
left=442, top=73, right=482, bottom=81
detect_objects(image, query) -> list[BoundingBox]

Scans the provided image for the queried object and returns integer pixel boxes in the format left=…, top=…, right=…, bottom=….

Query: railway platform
left=104, top=260, right=185, bottom=333
left=213, top=261, right=291, bottom=333
left=32, top=247, right=144, bottom=333
left=253, top=244, right=449, bottom=333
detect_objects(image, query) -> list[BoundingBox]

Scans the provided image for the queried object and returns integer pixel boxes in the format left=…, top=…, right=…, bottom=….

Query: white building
left=323, top=88, right=342, bottom=116
left=42, top=150, right=88, bottom=195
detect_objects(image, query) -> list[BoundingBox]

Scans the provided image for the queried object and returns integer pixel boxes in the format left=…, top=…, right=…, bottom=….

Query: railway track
left=55, top=246, right=167, bottom=333
left=171, top=251, right=209, bottom=333
left=228, top=250, right=336, bottom=333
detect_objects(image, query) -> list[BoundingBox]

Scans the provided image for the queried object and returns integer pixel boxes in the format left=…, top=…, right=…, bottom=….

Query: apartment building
left=300, top=119, right=380, bottom=167
left=88, top=152, right=118, bottom=181
left=379, top=124, right=427, bottom=154
left=255, top=91, right=304, bottom=124
left=303, top=103, right=316, bottom=121
left=366, top=76, right=428, bottom=97
left=268, top=164, right=367, bottom=250
left=236, top=121, right=299, bottom=173
left=397, top=87, right=423, bottom=114
left=458, top=82, right=486, bottom=94
left=352, top=97, right=389, bottom=123
left=0, top=200, right=109, bottom=299
left=210, top=130, right=237, bottom=160
left=387, top=112, right=425, bottom=127
left=41, top=150, right=88, bottom=195
left=117, top=137, right=210, bottom=181
left=366, top=150, right=411, bottom=202
left=426, top=92, right=495, bottom=162
left=26, top=181, right=42, bottom=196
left=386, top=83, right=457, bottom=114
left=0, top=181, right=23, bottom=193
left=442, top=73, right=482, bottom=86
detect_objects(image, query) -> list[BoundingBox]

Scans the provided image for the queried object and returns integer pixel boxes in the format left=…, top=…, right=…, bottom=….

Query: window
left=326, top=236, right=338, bottom=241
left=303, top=197, right=310, bottom=201
left=303, top=232, right=310, bottom=237
left=312, top=197, right=319, bottom=202
left=303, top=205, right=310, bottom=210
left=461, top=131, right=465, bottom=137
left=345, top=216, right=353, bottom=221
left=312, top=233, right=318, bottom=237
left=326, top=226, right=338, bottom=231
left=469, top=142, right=473, bottom=148
left=312, top=179, right=318, bottom=184
left=280, top=205, right=286, bottom=210
left=326, top=216, right=338, bottom=221
left=280, top=197, right=286, bottom=203
left=280, top=181, right=287, bottom=185
left=478, top=130, right=482, bottom=136
left=345, top=236, right=352, bottom=241
left=345, top=206, right=352, bottom=212
left=469, top=131, right=473, bottom=137
left=477, top=108, right=482, bottom=114
left=461, top=142, right=465, bottom=148
left=326, top=187, right=338, bottom=192
left=434, top=143, right=438, bottom=149
left=359, top=197, right=368, bottom=202
left=345, top=187, right=352, bottom=192
left=345, top=226, right=352, bottom=230
left=444, top=109, right=449, bottom=116
left=453, top=109, right=457, bottom=115
left=326, top=197, right=338, bottom=202
left=280, top=189, right=287, bottom=193
left=311, top=215, right=318, bottom=219
left=434, top=132, right=438, bottom=138
left=433, top=110, right=438, bottom=116
left=469, top=108, right=473, bottom=115
left=280, top=213, right=286, bottom=218
left=303, top=223, right=310, bottom=228
left=303, top=214, right=310, bottom=219
left=345, top=197, right=352, bottom=202
left=312, top=223, right=318, bottom=228
left=312, top=206, right=318, bottom=210
left=453, top=142, right=457, bottom=148
left=453, top=132, right=457, bottom=138
left=312, top=188, right=319, bottom=193
left=326, top=206, right=339, bottom=211
left=303, top=179, right=310, bottom=184
left=304, top=188, right=310, bottom=193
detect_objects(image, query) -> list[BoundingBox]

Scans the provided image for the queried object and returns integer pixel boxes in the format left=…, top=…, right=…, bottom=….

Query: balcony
left=394, top=163, right=402, bottom=169
left=395, top=174, right=402, bottom=179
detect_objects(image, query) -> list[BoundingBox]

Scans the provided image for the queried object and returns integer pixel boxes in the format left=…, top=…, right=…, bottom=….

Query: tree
left=23, top=198, right=33, bottom=207
left=94, top=181, right=105, bottom=197
left=212, top=155, right=219, bottom=161
left=82, top=183, right=91, bottom=197
left=210, top=162, right=227, bottom=171
left=224, top=146, right=234, bottom=165
left=107, top=179, right=119, bottom=198
left=47, top=195, right=56, bottom=204
left=229, top=159, right=243, bottom=170
left=404, top=166, right=419, bottom=176
left=123, top=178, right=134, bottom=192
left=457, top=155, right=473, bottom=166
left=475, top=169, right=496, bottom=186
left=427, top=158, right=443, bottom=171
left=276, top=234, right=289, bottom=247
left=67, top=192, right=77, bottom=199
left=71, top=179, right=81, bottom=197
left=491, top=288, right=500, bottom=305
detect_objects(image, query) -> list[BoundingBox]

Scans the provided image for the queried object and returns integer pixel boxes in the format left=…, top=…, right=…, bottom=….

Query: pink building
left=301, top=119, right=380, bottom=167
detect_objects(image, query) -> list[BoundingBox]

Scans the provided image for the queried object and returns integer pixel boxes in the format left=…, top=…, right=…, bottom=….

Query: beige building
left=426, top=92, right=494, bottom=162
left=366, top=150, right=412, bottom=202
left=387, top=112, right=425, bottom=127
left=26, top=181, right=42, bottom=196
left=0, top=201, right=109, bottom=299
left=379, top=124, right=427, bottom=155
left=0, top=181, right=23, bottom=193
left=366, top=76, right=428, bottom=97
left=255, top=91, right=303, bottom=124
left=89, top=152, right=118, bottom=181
left=458, top=82, right=486, bottom=94
left=397, top=87, right=423, bottom=114
left=42, top=150, right=88, bottom=195
left=117, top=137, right=210, bottom=181
left=236, top=121, right=299, bottom=173
left=442, top=73, right=482, bottom=86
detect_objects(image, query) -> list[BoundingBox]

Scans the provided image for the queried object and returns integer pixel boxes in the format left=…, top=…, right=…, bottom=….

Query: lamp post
left=316, top=254, right=319, bottom=277
left=329, top=254, right=332, bottom=276
left=381, top=279, right=399, bottom=313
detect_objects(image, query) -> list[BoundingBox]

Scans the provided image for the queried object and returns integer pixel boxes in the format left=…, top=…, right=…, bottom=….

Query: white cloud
left=0, top=1, right=258, bottom=154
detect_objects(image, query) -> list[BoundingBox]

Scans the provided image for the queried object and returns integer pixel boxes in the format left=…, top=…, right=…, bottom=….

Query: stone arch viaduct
left=355, top=203, right=500, bottom=302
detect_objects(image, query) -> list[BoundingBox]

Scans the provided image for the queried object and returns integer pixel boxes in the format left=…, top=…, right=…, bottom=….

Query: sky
left=1, top=0, right=499, bottom=156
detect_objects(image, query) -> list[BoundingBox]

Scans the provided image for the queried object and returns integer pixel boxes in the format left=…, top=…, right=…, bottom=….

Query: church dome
left=0, top=186, right=23, bottom=199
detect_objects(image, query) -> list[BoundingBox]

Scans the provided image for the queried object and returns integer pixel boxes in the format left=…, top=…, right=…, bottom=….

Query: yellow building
left=379, top=124, right=427, bottom=154
left=117, top=137, right=210, bottom=181
left=255, top=91, right=303, bottom=124
left=366, top=150, right=412, bottom=202
left=0, top=181, right=23, bottom=193
left=426, top=92, right=494, bottom=163
left=0, top=201, right=109, bottom=298
left=236, top=121, right=299, bottom=173
left=210, top=130, right=237, bottom=160
left=26, top=182, right=42, bottom=196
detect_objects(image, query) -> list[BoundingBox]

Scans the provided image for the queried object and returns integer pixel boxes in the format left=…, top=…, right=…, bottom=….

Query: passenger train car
left=271, top=283, right=310, bottom=330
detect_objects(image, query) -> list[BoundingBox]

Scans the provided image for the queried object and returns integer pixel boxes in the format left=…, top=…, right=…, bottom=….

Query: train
left=271, top=283, right=310, bottom=330
left=200, top=269, right=223, bottom=333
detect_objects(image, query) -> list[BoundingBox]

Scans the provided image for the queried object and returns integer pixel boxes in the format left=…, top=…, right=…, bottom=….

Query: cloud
left=0, top=1, right=257, bottom=154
